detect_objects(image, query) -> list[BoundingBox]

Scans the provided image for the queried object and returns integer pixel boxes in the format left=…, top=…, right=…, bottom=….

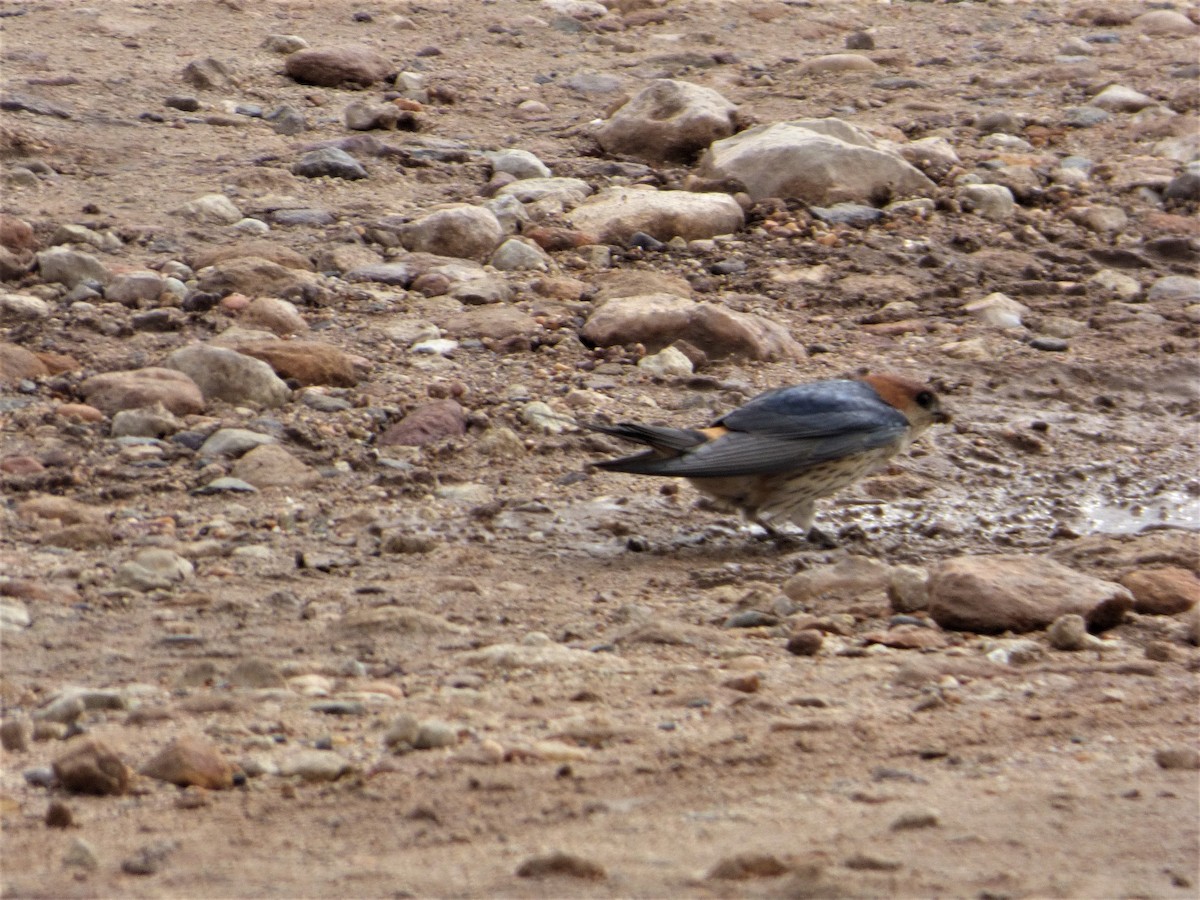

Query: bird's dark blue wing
left=610, top=380, right=910, bottom=478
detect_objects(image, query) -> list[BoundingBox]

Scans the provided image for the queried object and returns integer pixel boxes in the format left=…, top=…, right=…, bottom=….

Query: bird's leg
left=748, top=514, right=804, bottom=546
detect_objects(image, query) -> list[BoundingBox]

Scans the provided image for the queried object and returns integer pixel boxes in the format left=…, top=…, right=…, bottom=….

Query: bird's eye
left=915, top=391, right=935, bottom=409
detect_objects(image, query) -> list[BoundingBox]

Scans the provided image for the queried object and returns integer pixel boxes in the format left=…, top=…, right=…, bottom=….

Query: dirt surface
left=2, top=1, right=1199, bottom=897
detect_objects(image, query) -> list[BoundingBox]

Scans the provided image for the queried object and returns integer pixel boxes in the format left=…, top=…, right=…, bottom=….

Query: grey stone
left=198, top=428, right=277, bottom=458
left=484, top=149, right=551, bottom=180
left=698, top=118, right=935, bottom=204
left=958, top=183, right=1015, bottom=220
left=292, top=148, right=367, bottom=180
left=37, top=247, right=111, bottom=288
left=164, top=343, right=291, bottom=408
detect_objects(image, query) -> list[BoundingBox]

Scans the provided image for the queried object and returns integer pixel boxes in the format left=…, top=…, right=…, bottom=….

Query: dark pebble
left=1164, top=173, right=1200, bottom=203
left=310, top=701, right=367, bottom=717
left=165, top=95, right=200, bottom=111
left=628, top=231, right=665, bottom=252
left=182, top=291, right=220, bottom=313
left=786, top=629, right=823, bottom=656
left=710, top=259, right=747, bottom=275
left=873, top=77, right=929, bottom=90
left=1030, top=337, right=1069, bottom=352
left=845, top=31, right=874, bottom=50
left=723, top=610, right=779, bottom=628
left=45, top=800, right=74, bottom=828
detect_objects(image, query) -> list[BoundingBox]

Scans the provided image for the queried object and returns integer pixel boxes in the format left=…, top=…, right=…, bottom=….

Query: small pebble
left=1155, top=747, right=1200, bottom=770
left=890, top=808, right=940, bottom=830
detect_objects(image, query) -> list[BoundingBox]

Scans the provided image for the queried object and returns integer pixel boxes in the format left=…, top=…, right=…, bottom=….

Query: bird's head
left=861, top=374, right=952, bottom=435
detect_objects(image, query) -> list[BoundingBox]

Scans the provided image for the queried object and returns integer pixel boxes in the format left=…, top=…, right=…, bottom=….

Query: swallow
left=587, top=373, right=951, bottom=544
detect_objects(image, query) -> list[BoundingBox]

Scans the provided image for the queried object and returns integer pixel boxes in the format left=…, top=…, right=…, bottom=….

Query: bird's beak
left=933, top=409, right=953, bottom=425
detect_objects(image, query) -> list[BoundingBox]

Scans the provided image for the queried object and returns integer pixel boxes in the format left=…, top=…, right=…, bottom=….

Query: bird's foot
left=805, top=527, right=839, bottom=549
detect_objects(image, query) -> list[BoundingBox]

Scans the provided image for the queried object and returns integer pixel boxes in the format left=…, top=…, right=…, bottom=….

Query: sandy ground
left=1, top=1, right=1198, bottom=897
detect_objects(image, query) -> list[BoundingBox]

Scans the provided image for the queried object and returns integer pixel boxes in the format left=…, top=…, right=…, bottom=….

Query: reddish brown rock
left=35, top=351, right=81, bottom=375
left=284, top=45, right=394, bottom=88
left=139, top=735, right=235, bottom=790
left=53, top=737, right=131, bottom=795
left=80, top=367, right=205, bottom=416
left=379, top=400, right=466, bottom=446
left=0, top=213, right=36, bottom=251
left=236, top=339, right=361, bottom=386
left=1, top=455, right=45, bottom=475
left=0, top=342, right=49, bottom=385
left=55, top=403, right=104, bottom=422
left=1120, top=567, right=1200, bottom=616
left=928, top=555, right=1133, bottom=634
left=524, top=226, right=597, bottom=251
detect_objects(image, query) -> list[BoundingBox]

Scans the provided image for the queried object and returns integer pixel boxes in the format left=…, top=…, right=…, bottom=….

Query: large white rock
left=566, top=187, right=744, bottom=244
left=698, top=119, right=935, bottom=204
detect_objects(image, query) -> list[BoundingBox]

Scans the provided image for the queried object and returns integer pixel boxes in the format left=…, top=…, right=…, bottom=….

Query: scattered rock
left=284, top=45, right=394, bottom=87
left=927, top=555, right=1133, bottom=634
left=378, top=400, right=466, bottom=446
left=566, top=187, right=744, bottom=243
left=37, top=246, right=111, bottom=288
left=163, top=343, right=290, bottom=408
left=198, top=428, right=276, bottom=458
left=80, top=367, right=205, bottom=416
left=706, top=852, right=789, bottom=880
left=515, top=851, right=606, bottom=880
left=278, top=750, right=352, bottom=782
left=1119, top=567, right=1200, bottom=615
left=890, top=808, right=940, bottom=830
left=175, top=193, right=244, bottom=226
left=698, top=119, right=935, bottom=204
left=232, top=444, right=321, bottom=489
left=596, top=79, right=738, bottom=164
left=784, top=556, right=893, bottom=602
left=292, top=148, right=368, bottom=180
left=52, top=737, right=130, bottom=795
left=1155, top=747, right=1200, bottom=770
left=139, top=735, right=235, bottom=789
left=0, top=342, right=50, bottom=384
left=399, top=204, right=504, bottom=261
left=785, top=629, right=824, bottom=656
left=581, top=293, right=802, bottom=360
left=235, top=339, right=362, bottom=387
left=959, top=183, right=1015, bottom=220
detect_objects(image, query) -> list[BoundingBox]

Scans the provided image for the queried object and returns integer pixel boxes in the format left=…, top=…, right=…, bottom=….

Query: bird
left=586, top=373, right=951, bottom=544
